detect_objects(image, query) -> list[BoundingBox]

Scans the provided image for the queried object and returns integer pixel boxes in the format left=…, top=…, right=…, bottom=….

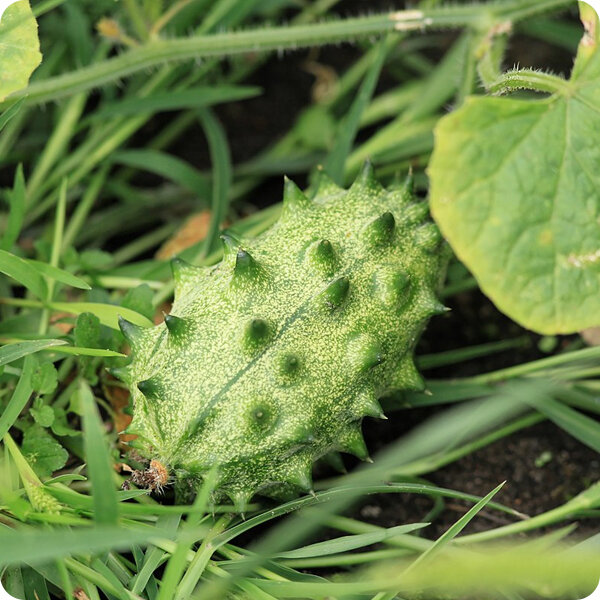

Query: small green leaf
left=73, top=312, right=101, bottom=349
left=50, top=407, right=79, bottom=437
left=295, top=106, right=335, bottom=150
left=78, top=249, right=113, bottom=272
left=22, top=425, right=68, bottom=478
left=30, top=362, right=58, bottom=395
left=429, top=9, right=600, bottom=334
left=0, top=1, right=42, bottom=101
left=30, top=402, right=55, bottom=427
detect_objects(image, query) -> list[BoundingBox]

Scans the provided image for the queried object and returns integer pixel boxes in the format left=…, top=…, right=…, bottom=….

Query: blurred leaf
left=1, top=163, right=26, bottom=251
left=0, top=248, right=48, bottom=299
left=122, top=284, right=154, bottom=322
left=276, top=523, right=429, bottom=559
left=0, top=0, right=42, bottom=101
left=78, top=249, right=113, bottom=272
left=22, top=425, right=68, bottom=477
left=30, top=402, right=55, bottom=427
left=79, top=380, right=119, bottom=525
left=0, top=97, right=24, bottom=133
left=30, top=362, right=58, bottom=394
left=0, top=339, right=67, bottom=367
left=22, top=566, right=51, bottom=600
left=295, top=106, right=335, bottom=150
left=113, top=149, right=210, bottom=199
left=198, top=107, right=232, bottom=258
left=529, top=394, right=600, bottom=453
left=0, top=525, right=172, bottom=567
left=26, top=259, right=91, bottom=290
left=50, top=407, right=79, bottom=437
left=324, top=36, right=389, bottom=184
left=90, top=85, right=261, bottom=120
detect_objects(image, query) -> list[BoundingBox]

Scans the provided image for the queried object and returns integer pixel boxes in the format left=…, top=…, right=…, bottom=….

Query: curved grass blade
left=113, top=149, right=210, bottom=199
left=275, top=522, right=429, bottom=559
left=0, top=354, right=34, bottom=438
left=197, top=107, right=231, bottom=259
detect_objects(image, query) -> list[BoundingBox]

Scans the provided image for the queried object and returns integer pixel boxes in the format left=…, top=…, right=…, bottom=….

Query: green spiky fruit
left=115, top=164, right=447, bottom=507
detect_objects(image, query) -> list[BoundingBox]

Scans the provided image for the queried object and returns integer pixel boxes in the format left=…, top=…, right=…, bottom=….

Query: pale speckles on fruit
left=242, top=318, right=273, bottom=353
left=363, top=211, right=396, bottom=247
left=115, top=168, right=447, bottom=505
left=320, top=276, right=350, bottom=309
left=373, top=268, right=411, bottom=309
left=347, top=333, right=385, bottom=373
left=305, top=238, right=339, bottom=279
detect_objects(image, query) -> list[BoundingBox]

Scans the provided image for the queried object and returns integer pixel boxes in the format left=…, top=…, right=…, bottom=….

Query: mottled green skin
left=117, top=166, right=446, bottom=507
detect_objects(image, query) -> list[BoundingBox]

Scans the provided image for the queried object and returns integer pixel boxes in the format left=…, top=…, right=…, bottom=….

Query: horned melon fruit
left=114, top=164, right=447, bottom=508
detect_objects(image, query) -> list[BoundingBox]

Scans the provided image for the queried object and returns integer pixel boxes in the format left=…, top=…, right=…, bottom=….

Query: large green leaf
left=429, top=7, right=600, bottom=334
left=0, top=1, right=42, bottom=101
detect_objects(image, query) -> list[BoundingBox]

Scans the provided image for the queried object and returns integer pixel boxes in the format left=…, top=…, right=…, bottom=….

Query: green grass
left=0, top=0, right=598, bottom=599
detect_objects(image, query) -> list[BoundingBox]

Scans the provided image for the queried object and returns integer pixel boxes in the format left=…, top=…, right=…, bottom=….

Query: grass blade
left=0, top=339, right=67, bottom=367
left=407, top=482, right=505, bottom=571
left=26, top=259, right=91, bottom=290
left=113, top=149, right=210, bottom=199
left=48, top=301, right=153, bottom=329
left=197, top=107, right=232, bottom=259
left=1, top=163, right=26, bottom=251
left=79, top=380, right=119, bottom=525
left=0, top=248, right=48, bottom=300
left=323, top=35, right=389, bottom=184
left=529, top=393, right=600, bottom=453
left=90, top=85, right=262, bottom=120
left=275, top=523, right=429, bottom=559
left=49, top=346, right=126, bottom=358
left=0, top=98, right=24, bottom=133
left=0, top=526, right=171, bottom=568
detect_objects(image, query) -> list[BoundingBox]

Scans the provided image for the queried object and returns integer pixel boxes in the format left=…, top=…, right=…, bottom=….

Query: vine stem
left=8, top=0, right=573, bottom=106
left=488, top=68, right=572, bottom=95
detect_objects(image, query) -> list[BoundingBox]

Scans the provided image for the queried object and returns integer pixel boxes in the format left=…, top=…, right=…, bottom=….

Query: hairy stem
left=7, top=0, right=573, bottom=106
